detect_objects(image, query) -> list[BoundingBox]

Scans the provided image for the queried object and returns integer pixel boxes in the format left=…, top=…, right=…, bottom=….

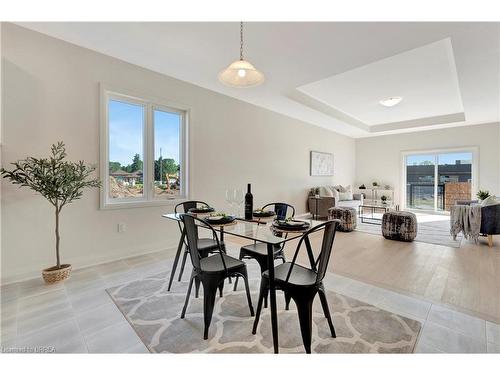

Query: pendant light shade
left=218, top=22, right=265, bottom=88
left=218, top=59, right=265, bottom=88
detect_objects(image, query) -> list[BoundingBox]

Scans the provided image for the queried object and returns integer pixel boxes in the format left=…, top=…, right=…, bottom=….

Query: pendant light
left=218, top=22, right=265, bottom=88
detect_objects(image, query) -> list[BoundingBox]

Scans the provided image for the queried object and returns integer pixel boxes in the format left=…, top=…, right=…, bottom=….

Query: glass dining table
left=162, top=213, right=322, bottom=354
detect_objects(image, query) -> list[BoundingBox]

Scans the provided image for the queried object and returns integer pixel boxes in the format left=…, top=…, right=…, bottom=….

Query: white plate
left=208, top=216, right=224, bottom=221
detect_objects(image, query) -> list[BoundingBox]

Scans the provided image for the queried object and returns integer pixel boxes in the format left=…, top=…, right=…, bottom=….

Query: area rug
left=107, top=265, right=421, bottom=353
left=356, top=214, right=463, bottom=248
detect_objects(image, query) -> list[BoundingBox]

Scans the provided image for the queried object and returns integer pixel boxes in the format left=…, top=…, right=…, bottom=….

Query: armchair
left=456, top=200, right=500, bottom=247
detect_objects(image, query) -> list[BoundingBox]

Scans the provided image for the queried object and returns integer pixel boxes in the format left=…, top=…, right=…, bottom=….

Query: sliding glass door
left=405, top=151, right=473, bottom=212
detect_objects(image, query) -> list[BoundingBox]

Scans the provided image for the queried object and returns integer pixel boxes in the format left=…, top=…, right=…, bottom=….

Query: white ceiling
left=296, top=38, right=465, bottom=133
left=17, top=22, right=500, bottom=138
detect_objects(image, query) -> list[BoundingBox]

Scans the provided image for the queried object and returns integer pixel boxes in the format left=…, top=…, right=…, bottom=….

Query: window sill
left=100, top=198, right=187, bottom=210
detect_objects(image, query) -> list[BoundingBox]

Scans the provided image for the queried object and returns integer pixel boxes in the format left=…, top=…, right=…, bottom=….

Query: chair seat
left=263, top=262, right=317, bottom=286
left=200, top=254, right=245, bottom=273
left=241, top=242, right=280, bottom=257
left=197, top=238, right=220, bottom=252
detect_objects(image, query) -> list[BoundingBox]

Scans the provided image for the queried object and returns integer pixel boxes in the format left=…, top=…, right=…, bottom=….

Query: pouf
left=328, top=207, right=357, bottom=232
left=382, top=211, right=417, bottom=242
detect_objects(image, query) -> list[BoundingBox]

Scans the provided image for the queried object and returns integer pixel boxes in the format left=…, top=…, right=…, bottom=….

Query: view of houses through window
left=107, top=97, right=183, bottom=202
left=405, top=151, right=473, bottom=212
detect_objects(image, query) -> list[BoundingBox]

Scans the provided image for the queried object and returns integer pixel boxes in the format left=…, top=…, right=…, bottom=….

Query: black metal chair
left=252, top=220, right=340, bottom=353
left=180, top=214, right=254, bottom=339
left=174, top=201, right=221, bottom=282
left=233, top=203, right=295, bottom=297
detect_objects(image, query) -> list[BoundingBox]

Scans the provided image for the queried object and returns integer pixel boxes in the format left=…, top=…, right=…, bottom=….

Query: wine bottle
left=244, top=183, right=253, bottom=220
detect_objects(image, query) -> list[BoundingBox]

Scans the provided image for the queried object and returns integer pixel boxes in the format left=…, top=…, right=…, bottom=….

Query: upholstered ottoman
left=382, top=211, right=417, bottom=242
left=328, top=207, right=357, bottom=232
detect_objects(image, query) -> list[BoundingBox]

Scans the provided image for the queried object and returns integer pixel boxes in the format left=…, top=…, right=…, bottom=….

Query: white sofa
left=308, top=185, right=363, bottom=219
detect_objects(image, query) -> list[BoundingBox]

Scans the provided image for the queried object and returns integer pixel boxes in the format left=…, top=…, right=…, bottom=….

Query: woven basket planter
left=42, top=264, right=72, bottom=284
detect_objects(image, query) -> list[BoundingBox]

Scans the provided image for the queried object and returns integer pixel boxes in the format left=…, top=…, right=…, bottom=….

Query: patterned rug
left=107, top=264, right=421, bottom=353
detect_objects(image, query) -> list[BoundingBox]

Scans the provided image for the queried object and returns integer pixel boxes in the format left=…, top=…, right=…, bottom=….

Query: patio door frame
left=400, top=146, right=479, bottom=213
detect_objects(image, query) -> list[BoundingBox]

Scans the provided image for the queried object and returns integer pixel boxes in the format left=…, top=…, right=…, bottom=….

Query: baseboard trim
left=0, top=245, right=178, bottom=286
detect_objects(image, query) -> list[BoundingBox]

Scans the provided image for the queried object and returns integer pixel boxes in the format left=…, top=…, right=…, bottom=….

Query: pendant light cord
left=240, top=21, right=244, bottom=61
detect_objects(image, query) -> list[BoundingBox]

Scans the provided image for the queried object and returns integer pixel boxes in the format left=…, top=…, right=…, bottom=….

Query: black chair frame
left=252, top=220, right=340, bottom=353
left=168, top=200, right=222, bottom=292
left=233, top=202, right=296, bottom=297
left=180, top=214, right=254, bottom=339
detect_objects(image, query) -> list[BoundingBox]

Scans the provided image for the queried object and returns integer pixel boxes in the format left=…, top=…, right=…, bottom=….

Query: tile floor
left=1, top=245, right=499, bottom=354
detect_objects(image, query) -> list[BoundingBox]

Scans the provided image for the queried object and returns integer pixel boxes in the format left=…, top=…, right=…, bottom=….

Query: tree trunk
left=166, top=173, right=171, bottom=191
left=55, top=206, right=61, bottom=268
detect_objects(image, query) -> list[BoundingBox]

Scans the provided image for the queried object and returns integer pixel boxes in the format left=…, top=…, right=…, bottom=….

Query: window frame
left=100, top=85, right=189, bottom=209
left=400, top=146, right=479, bottom=213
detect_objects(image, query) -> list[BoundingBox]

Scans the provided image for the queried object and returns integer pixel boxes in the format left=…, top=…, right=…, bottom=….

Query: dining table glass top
left=162, top=213, right=323, bottom=245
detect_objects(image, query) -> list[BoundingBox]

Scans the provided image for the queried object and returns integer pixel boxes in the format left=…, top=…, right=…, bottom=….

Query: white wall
left=1, top=24, right=355, bottom=284
left=355, top=122, right=500, bottom=206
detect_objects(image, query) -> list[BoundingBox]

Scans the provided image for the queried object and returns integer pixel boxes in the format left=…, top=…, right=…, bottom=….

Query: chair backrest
left=262, top=202, right=295, bottom=220
left=174, top=200, right=211, bottom=242
left=174, top=200, right=211, bottom=214
left=285, top=220, right=339, bottom=284
left=180, top=214, right=224, bottom=271
left=314, top=220, right=339, bottom=283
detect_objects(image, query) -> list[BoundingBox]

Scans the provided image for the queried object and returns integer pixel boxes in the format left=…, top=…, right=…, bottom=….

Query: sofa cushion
left=320, top=186, right=334, bottom=197
left=329, top=187, right=340, bottom=199
left=339, top=191, right=353, bottom=201
left=335, top=184, right=351, bottom=193
left=337, top=200, right=361, bottom=209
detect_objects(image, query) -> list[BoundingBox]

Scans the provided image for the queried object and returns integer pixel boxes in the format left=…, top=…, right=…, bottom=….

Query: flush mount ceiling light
left=218, top=22, right=265, bottom=88
left=379, top=96, right=403, bottom=107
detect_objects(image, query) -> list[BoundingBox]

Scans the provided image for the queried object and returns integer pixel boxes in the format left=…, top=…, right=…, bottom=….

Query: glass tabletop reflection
left=162, top=213, right=322, bottom=245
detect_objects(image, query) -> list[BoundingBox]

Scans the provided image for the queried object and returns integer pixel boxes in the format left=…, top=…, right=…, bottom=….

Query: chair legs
left=252, top=278, right=270, bottom=334
left=318, top=285, right=336, bottom=338
left=178, top=250, right=189, bottom=281
left=181, top=271, right=196, bottom=319
left=182, top=267, right=254, bottom=340
left=201, top=276, right=219, bottom=340
left=293, top=291, right=316, bottom=354
left=195, top=277, right=201, bottom=298
left=252, top=281, right=336, bottom=353
left=284, top=292, right=292, bottom=310
left=239, top=268, right=255, bottom=316
left=233, top=252, right=244, bottom=291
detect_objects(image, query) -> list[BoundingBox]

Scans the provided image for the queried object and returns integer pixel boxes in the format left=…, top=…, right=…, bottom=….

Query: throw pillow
left=329, top=187, right=340, bottom=200
left=481, top=195, right=498, bottom=206
left=320, top=186, right=334, bottom=197
left=339, top=191, right=353, bottom=201
left=335, top=184, right=352, bottom=193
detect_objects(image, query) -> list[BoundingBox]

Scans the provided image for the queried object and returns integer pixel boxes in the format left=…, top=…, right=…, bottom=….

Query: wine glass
left=225, top=188, right=235, bottom=215
left=234, top=188, right=244, bottom=217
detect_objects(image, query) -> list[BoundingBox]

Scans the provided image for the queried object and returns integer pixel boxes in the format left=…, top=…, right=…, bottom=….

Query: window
left=101, top=88, right=188, bottom=209
left=403, top=149, right=475, bottom=213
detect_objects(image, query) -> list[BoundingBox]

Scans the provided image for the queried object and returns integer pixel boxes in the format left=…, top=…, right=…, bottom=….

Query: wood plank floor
left=229, top=229, right=500, bottom=323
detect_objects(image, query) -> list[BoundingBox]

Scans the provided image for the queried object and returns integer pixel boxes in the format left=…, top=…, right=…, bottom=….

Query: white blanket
left=450, top=204, right=482, bottom=242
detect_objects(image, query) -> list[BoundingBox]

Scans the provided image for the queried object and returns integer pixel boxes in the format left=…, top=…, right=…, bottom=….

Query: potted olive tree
left=1, top=142, right=100, bottom=283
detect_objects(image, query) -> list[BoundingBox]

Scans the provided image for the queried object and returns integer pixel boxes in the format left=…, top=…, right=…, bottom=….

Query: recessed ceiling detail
left=293, top=38, right=466, bottom=133
left=15, top=23, right=499, bottom=138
